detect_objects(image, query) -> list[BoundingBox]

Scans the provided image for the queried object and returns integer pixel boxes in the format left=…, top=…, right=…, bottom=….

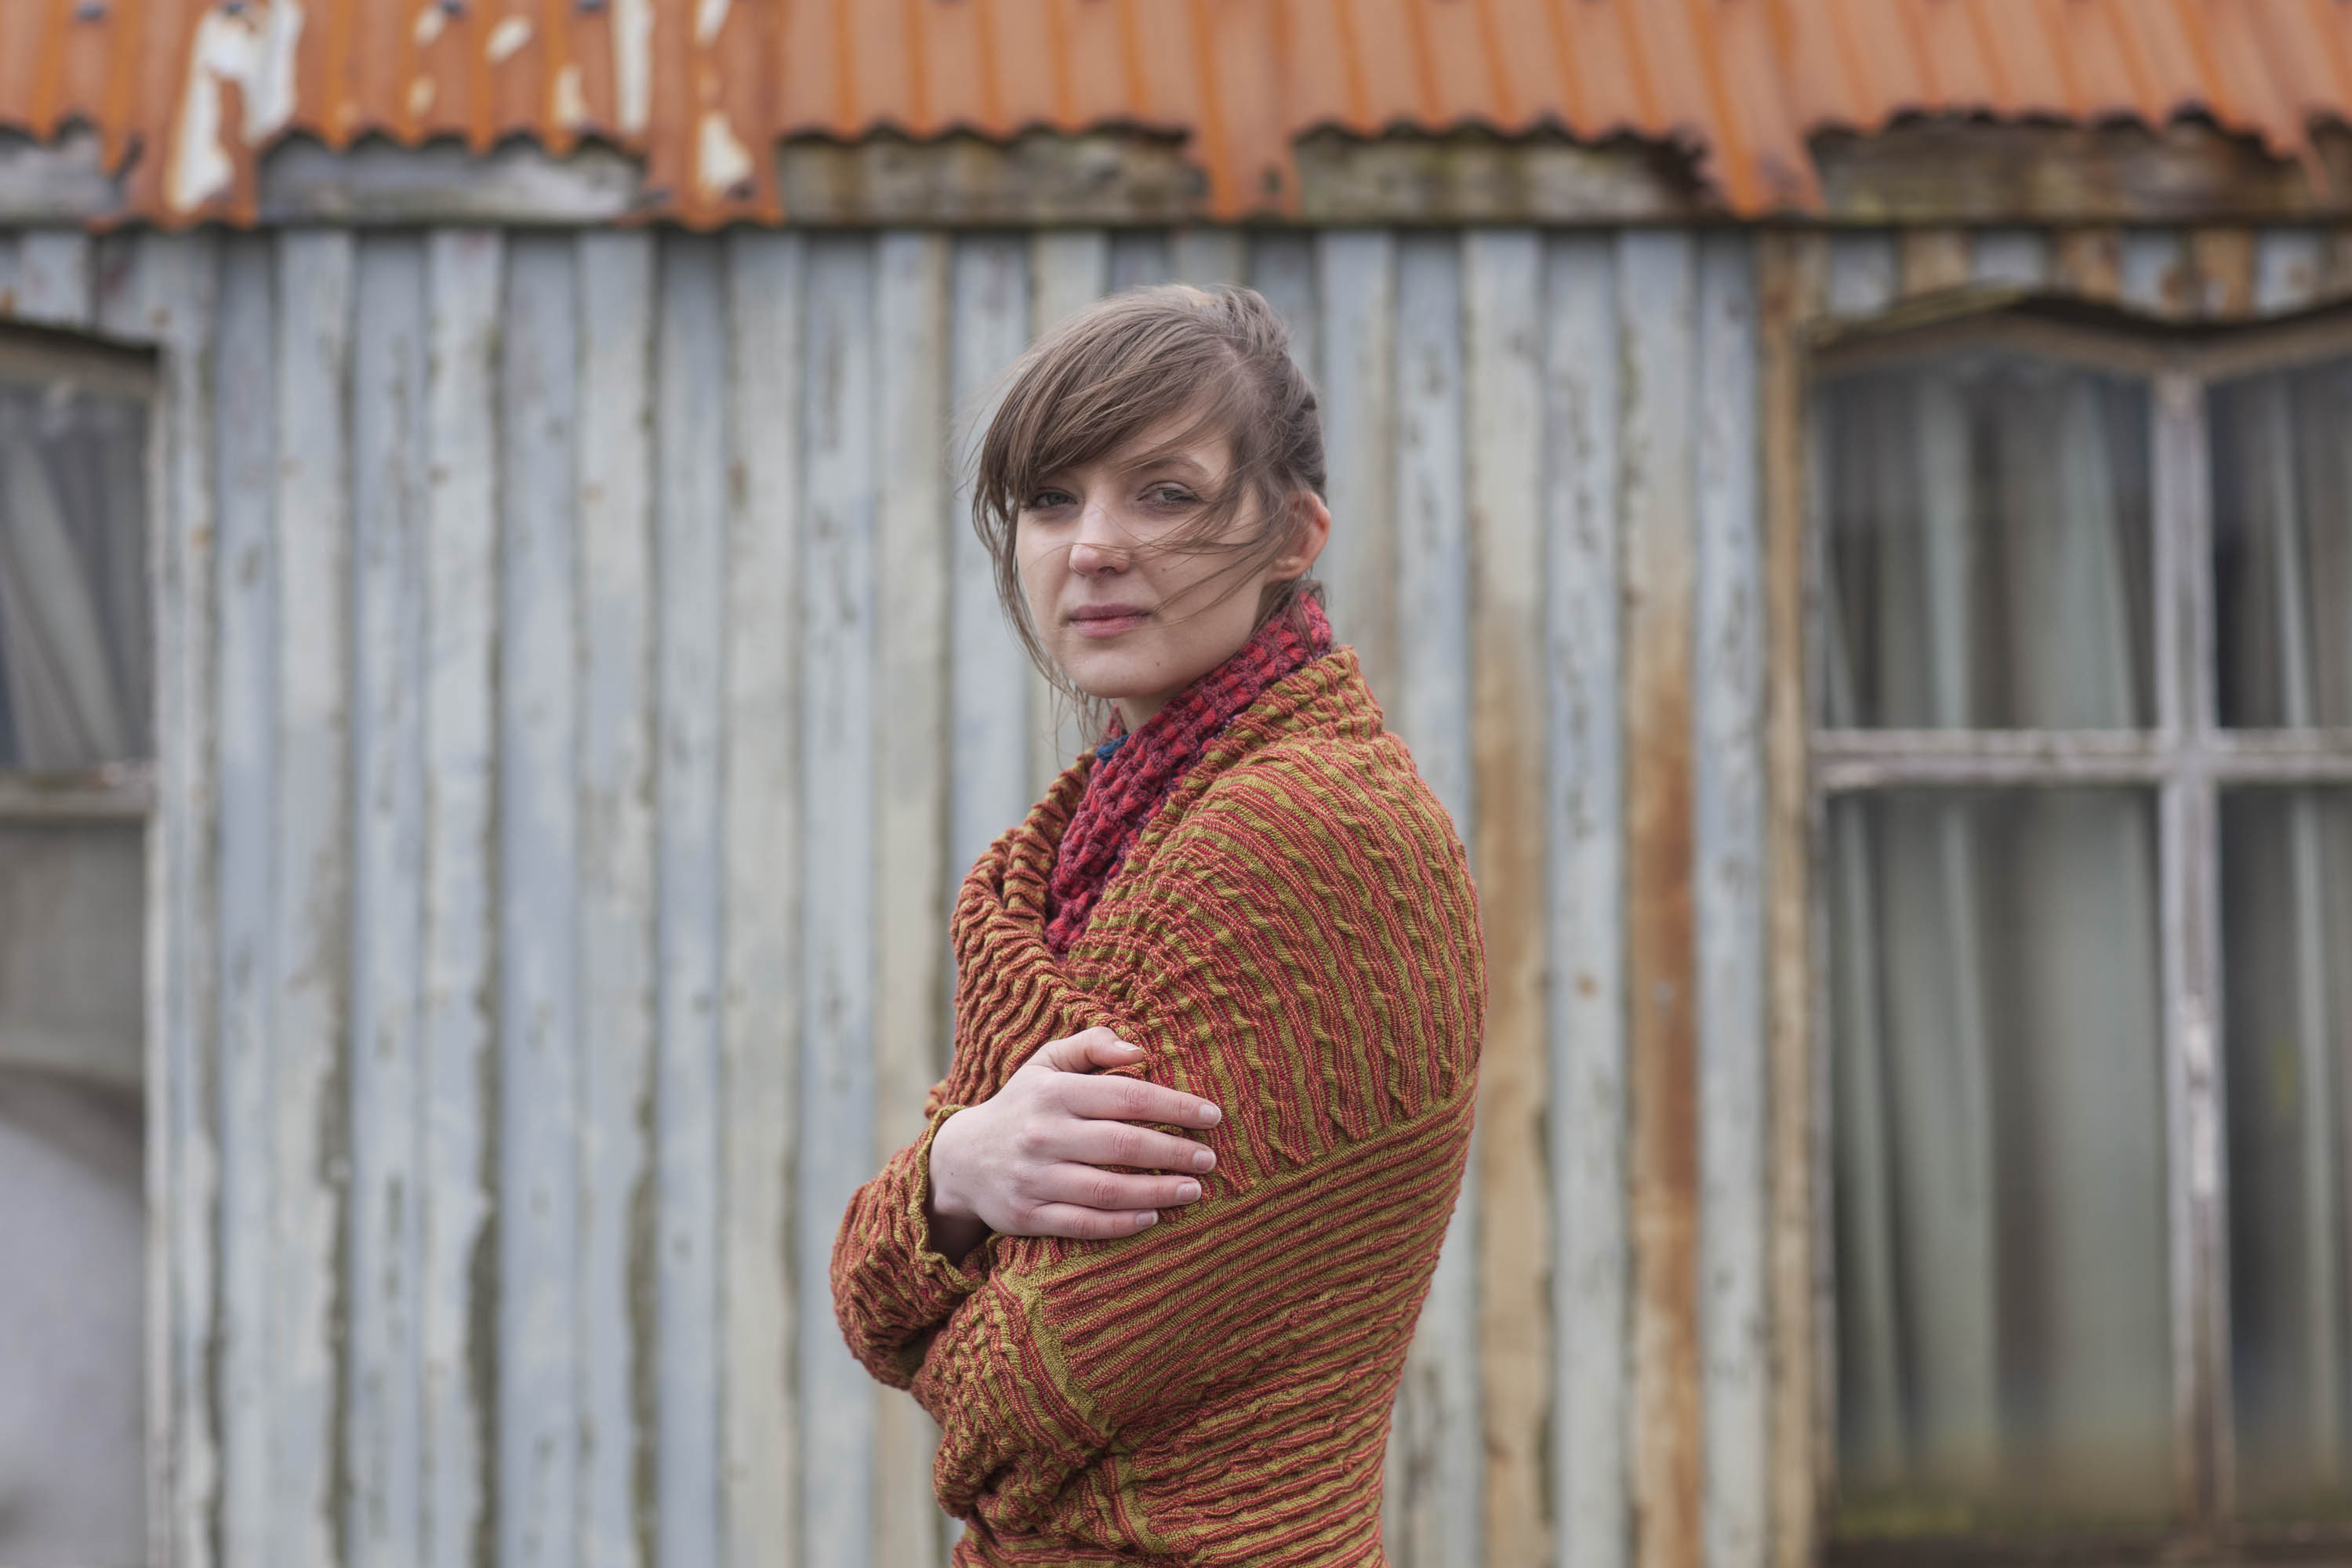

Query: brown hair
left=971, top=282, right=1327, bottom=704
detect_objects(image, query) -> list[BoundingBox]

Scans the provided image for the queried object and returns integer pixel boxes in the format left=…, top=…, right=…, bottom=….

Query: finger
left=1061, top=1072, right=1222, bottom=1130
left=1048, top=1120, right=1218, bottom=1175
left=1030, top=1026, right=1143, bottom=1075
left=1037, top=1165, right=1205, bottom=1215
left=1018, top=1203, right=1165, bottom=1242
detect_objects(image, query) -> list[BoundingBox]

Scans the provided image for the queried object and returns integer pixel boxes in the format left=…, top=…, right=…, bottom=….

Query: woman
left=831, top=284, right=1484, bottom=1566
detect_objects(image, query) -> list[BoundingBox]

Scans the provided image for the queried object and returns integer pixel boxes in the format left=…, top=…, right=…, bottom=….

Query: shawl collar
left=940, top=646, right=1385, bottom=1107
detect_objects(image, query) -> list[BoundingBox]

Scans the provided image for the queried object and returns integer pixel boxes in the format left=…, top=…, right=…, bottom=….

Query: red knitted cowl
left=1041, top=596, right=1334, bottom=954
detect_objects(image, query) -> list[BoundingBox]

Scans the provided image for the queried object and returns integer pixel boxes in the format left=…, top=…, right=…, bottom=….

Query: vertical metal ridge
left=1618, top=227, right=1703, bottom=1568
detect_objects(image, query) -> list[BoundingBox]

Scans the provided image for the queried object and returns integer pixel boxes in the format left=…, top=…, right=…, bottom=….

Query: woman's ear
left=1272, top=490, right=1332, bottom=580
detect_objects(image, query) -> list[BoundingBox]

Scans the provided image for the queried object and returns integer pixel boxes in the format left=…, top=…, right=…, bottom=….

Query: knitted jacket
left=829, top=647, right=1485, bottom=1566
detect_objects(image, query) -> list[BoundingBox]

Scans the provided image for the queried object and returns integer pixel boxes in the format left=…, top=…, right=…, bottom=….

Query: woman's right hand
left=925, top=1026, right=1222, bottom=1257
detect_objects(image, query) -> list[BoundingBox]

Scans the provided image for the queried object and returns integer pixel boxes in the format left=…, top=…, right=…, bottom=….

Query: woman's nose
left=1065, top=501, right=1130, bottom=575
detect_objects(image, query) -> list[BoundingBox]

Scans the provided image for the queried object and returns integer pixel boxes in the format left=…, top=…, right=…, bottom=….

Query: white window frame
left=0, top=326, right=159, bottom=820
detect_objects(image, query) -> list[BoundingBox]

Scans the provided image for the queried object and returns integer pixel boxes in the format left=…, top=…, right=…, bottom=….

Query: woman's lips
left=1068, top=608, right=1148, bottom=639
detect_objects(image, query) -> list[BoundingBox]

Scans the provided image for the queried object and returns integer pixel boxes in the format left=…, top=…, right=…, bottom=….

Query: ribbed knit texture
left=831, top=648, right=1486, bottom=1566
left=1044, top=597, right=1334, bottom=954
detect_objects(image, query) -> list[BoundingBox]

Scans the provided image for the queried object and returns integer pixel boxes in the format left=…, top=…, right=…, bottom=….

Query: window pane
left=0, top=821, right=146, bottom=1559
left=0, top=1068, right=143, bottom=1566
left=2223, top=788, right=2352, bottom=1517
left=0, top=378, right=152, bottom=768
left=1830, top=789, right=2169, bottom=1531
left=1816, top=351, right=2153, bottom=729
left=2212, top=354, right=2352, bottom=729
left=0, top=822, right=143, bottom=1087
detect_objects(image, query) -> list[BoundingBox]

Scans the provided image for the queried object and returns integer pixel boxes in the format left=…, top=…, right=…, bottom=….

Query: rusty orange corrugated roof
left=2, top=0, right=2348, bottom=228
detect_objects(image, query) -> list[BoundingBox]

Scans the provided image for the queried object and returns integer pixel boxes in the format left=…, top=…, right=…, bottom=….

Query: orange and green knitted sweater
left=830, top=647, right=1485, bottom=1566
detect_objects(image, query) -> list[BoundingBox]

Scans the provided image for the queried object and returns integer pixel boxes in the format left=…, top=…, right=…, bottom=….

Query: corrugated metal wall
left=0, top=218, right=2347, bottom=1568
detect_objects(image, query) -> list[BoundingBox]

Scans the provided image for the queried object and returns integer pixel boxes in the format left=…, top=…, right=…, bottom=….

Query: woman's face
left=1014, top=412, right=1330, bottom=731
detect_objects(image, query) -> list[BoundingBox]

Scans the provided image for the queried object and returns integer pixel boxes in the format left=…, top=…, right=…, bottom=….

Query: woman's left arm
left=829, top=1089, right=996, bottom=1388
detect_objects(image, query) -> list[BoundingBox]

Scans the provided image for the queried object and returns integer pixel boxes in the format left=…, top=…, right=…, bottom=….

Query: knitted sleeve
left=828, top=1086, right=997, bottom=1388
left=907, top=744, right=1485, bottom=1543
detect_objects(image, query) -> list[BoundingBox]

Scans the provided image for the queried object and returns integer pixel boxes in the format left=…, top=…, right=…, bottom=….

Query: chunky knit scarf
left=833, top=647, right=1486, bottom=1566
left=1043, top=596, right=1334, bottom=954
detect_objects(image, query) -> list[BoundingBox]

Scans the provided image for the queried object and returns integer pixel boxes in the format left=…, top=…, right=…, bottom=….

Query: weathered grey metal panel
left=873, top=229, right=953, bottom=1568
left=419, top=227, right=501, bottom=1568
left=575, top=228, right=657, bottom=1568
left=1315, top=231, right=1398, bottom=701
left=347, top=230, right=428, bottom=1568
left=654, top=233, right=729, bottom=1568
left=13, top=228, right=92, bottom=325
left=1465, top=225, right=1551, bottom=1568
left=497, top=232, right=583, bottom=1568
left=718, top=228, right=804, bottom=1568
left=1620, top=227, right=1704, bottom=1568
left=210, top=232, right=279, bottom=1568
left=1545, top=230, right=1629, bottom=1568
left=1969, top=228, right=2052, bottom=288
left=797, top=234, right=880, bottom=1568
left=2122, top=230, right=2190, bottom=313
left=1388, top=230, right=1482, bottom=1568
left=1695, top=233, right=1769, bottom=1568
left=945, top=238, right=1031, bottom=912
left=128, top=230, right=225, bottom=1568
left=1248, top=233, right=1319, bottom=383
left=270, top=228, right=355, bottom=1568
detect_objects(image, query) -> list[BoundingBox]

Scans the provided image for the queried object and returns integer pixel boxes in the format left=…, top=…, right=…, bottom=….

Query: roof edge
left=3, top=116, right=2347, bottom=231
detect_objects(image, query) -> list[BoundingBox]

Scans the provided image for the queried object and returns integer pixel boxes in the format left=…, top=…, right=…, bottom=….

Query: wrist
left=925, top=1108, right=978, bottom=1224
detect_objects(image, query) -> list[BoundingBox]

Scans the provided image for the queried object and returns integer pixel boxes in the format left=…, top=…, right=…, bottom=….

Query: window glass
left=1817, top=350, right=2153, bottom=730
left=0, top=378, right=152, bottom=768
left=1829, top=788, right=2170, bottom=1531
left=2223, top=787, right=2352, bottom=1518
left=0, top=350, right=152, bottom=1567
left=2212, top=354, right=2352, bottom=730
left=0, top=822, right=143, bottom=1087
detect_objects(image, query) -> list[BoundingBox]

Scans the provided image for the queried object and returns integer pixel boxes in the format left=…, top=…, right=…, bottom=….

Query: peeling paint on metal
left=612, top=0, right=652, bottom=137
left=694, top=111, right=751, bottom=201
left=485, top=16, right=532, bottom=65
left=552, top=64, right=588, bottom=130
left=13, top=0, right=2352, bottom=229
left=167, top=0, right=305, bottom=213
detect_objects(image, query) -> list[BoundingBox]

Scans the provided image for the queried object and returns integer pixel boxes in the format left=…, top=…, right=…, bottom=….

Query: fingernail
left=1198, top=1103, right=1222, bottom=1127
left=1135, top=1211, right=1159, bottom=1229
left=1175, top=1181, right=1200, bottom=1202
left=1192, top=1148, right=1215, bottom=1172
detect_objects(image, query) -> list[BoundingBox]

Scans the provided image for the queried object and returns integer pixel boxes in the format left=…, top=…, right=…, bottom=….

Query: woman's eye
left=1024, top=489, right=1075, bottom=512
left=1147, top=486, right=1196, bottom=507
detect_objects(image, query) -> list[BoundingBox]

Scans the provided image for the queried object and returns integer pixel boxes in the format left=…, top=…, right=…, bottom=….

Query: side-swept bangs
left=970, top=283, right=1327, bottom=701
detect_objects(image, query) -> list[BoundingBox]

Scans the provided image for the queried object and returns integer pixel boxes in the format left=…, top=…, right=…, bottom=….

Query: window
left=0, top=325, right=156, bottom=1567
left=1812, top=303, right=2352, bottom=1544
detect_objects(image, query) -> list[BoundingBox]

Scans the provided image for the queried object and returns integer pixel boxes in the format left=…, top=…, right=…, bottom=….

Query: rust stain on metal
left=2056, top=227, right=2125, bottom=301
left=1898, top=227, right=1971, bottom=296
left=1624, top=318, right=1703, bottom=1568
left=3, top=0, right=2350, bottom=227
left=2190, top=225, right=2258, bottom=314
left=1757, top=228, right=1827, bottom=1568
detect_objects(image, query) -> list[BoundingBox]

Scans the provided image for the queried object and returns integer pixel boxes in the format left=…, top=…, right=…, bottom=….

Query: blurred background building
left=2, top=2, right=2350, bottom=1565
